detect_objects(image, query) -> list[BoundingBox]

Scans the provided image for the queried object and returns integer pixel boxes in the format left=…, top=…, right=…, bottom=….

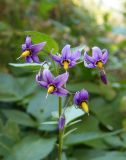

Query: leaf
left=93, top=151, right=126, bottom=160
left=5, top=135, right=56, bottom=160
left=0, top=73, right=37, bottom=102
left=41, top=121, right=58, bottom=125
left=64, top=105, right=85, bottom=124
left=1, top=109, right=36, bottom=127
left=0, top=73, right=21, bottom=102
left=9, top=62, right=50, bottom=70
left=3, top=120, right=20, bottom=141
left=64, top=129, right=123, bottom=146
left=25, top=31, right=59, bottom=54
left=71, top=44, right=87, bottom=52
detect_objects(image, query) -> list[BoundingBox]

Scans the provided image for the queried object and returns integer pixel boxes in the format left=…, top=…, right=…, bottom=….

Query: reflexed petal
left=51, top=54, right=61, bottom=62
left=71, top=50, right=81, bottom=61
left=55, top=87, right=69, bottom=96
left=84, top=59, right=96, bottom=68
left=84, top=52, right=95, bottom=64
left=92, top=46, right=102, bottom=60
left=53, top=72, right=69, bottom=87
left=36, top=71, right=43, bottom=81
left=69, top=61, right=76, bottom=68
left=37, top=81, right=48, bottom=88
left=31, top=42, right=46, bottom=54
left=102, top=49, right=108, bottom=64
left=22, top=44, right=26, bottom=51
left=43, top=69, right=54, bottom=84
left=31, top=55, right=40, bottom=63
left=25, top=56, right=33, bottom=63
left=74, top=92, right=80, bottom=105
left=79, top=89, right=89, bottom=101
left=99, top=70, right=108, bottom=84
left=25, top=36, right=32, bottom=47
left=61, top=44, right=71, bottom=59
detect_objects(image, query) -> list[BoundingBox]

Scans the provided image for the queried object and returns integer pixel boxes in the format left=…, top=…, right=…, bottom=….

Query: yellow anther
left=97, top=61, right=103, bottom=69
left=47, top=85, right=55, bottom=94
left=17, top=50, right=30, bottom=60
left=81, top=101, right=89, bottom=114
left=63, top=61, right=69, bottom=70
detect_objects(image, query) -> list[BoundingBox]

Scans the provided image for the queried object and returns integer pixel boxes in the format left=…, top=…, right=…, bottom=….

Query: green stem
left=58, top=96, right=62, bottom=160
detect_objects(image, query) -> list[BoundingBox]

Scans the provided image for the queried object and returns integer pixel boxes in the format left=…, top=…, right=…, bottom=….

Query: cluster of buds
left=17, top=36, right=109, bottom=130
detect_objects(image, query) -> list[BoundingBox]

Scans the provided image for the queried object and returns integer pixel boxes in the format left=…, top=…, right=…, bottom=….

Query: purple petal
left=69, top=61, right=76, bottom=68
left=37, top=81, right=48, bottom=88
left=31, top=55, right=40, bottom=63
left=55, top=87, right=69, bottom=96
left=43, top=69, right=54, bottom=84
left=84, top=53, right=96, bottom=68
left=79, top=89, right=89, bottom=101
left=71, top=50, right=81, bottom=61
left=58, top=115, right=65, bottom=130
left=61, top=45, right=71, bottom=59
left=25, top=56, right=33, bottom=63
left=99, top=70, right=108, bottom=84
left=53, top=72, right=69, bottom=87
left=25, top=36, right=32, bottom=47
left=31, top=42, right=46, bottom=54
left=51, top=54, right=61, bottom=63
left=74, top=92, right=80, bottom=105
left=84, top=51, right=95, bottom=64
left=92, top=46, right=102, bottom=60
left=22, top=44, right=26, bottom=51
left=36, top=71, right=43, bottom=81
left=102, top=49, right=108, bottom=64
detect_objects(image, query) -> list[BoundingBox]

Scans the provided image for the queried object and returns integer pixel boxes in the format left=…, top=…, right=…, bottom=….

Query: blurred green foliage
left=0, top=0, right=126, bottom=159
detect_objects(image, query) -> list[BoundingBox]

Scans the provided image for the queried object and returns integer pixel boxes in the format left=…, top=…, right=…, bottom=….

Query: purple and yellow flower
left=74, top=89, right=89, bottom=114
left=58, top=114, right=65, bottom=130
left=51, top=44, right=81, bottom=71
left=84, top=46, right=108, bottom=84
left=17, top=36, right=46, bottom=63
left=36, top=69, right=69, bottom=96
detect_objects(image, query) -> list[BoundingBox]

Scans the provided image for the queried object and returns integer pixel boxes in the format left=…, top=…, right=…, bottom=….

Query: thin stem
left=58, top=96, right=62, bottom=160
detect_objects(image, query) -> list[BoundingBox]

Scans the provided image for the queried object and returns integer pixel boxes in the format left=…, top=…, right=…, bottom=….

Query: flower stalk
left=58, top=96, right=63, bottom=160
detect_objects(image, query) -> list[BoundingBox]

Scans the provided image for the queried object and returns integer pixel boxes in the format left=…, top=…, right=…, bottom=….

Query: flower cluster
left=17, top=36, right=109, bottom=130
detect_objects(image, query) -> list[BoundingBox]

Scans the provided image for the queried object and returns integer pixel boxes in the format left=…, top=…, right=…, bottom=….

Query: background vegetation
left=0, top=0, right=126, bottom=159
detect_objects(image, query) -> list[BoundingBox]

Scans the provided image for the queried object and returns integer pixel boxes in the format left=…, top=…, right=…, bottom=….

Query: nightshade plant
left=51, top=44, right=81, bottom=70
left=11, top=35, right=109, bottom=160
left=17, top=36, right=46, bottom=63
left=84, top=46, right=108, bottom=84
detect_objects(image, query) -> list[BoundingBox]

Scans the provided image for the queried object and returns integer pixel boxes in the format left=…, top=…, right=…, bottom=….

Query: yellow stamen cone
left=63, top=61, right=69, bottom=70
left=47, top=85, right=55, bottom=94
left=97, top=61, right=103, bottom=69
left=81, top=102, right=89, bottom=114
left=16, top=50, right=30, bottom=60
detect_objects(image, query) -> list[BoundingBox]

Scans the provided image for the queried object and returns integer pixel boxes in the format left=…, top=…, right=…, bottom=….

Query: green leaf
left=9, top=62, right=50, bottom=70
left=25, top=31, right=59, bottom=54
left=65, top=105, right=85, bottom=125
left=3, top=120, right=20, bottom=141
left=5, top=135, right=56, bottom=160
left=0, top=73, right=37, bottom=102
left=71, top=44, right=87, bottom=52
left=1, top=109, right=36, bottom=127
left=64, top=129, right=123, bottom=146
left=0, top=73, right=21, bottom=102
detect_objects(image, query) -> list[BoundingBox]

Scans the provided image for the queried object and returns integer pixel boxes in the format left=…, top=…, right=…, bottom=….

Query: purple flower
left=51, top=44, right=81, bottom=70
left=58, top=114, right=65, bottom=130
left=84, top=46, right=108, bottom=69
left=36, top=69, right=69, bottom=96
left=17, top=36, right=46, bottom=63
left=74, top=89, right=89, bottom=114
left=99, top=70, right=107, bottom=84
